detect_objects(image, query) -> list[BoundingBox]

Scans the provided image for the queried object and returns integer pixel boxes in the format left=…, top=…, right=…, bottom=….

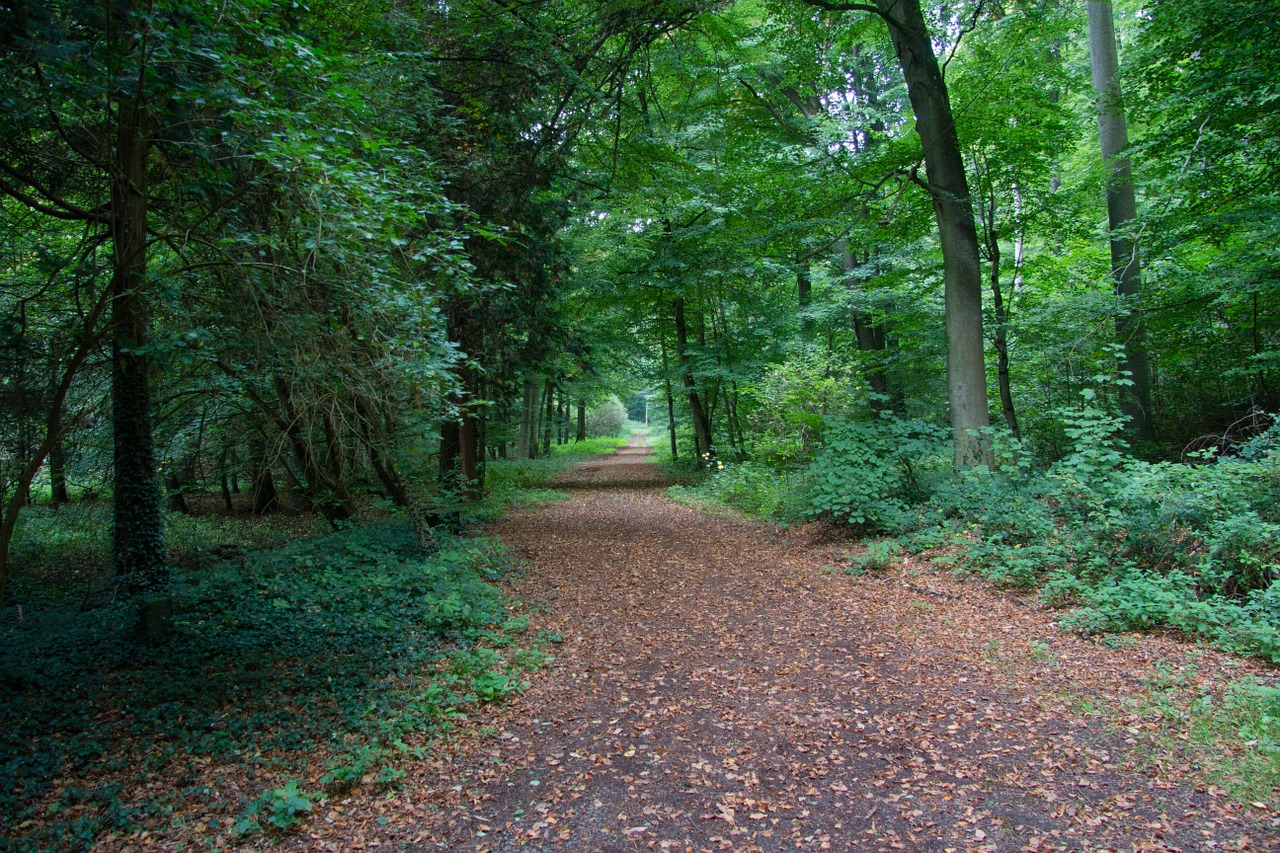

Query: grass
left=1188, top=680, right=1280, bottom=803
left=1139, top=663, right=1280, bottom=804
left=473, top=435, right=628, bottom=521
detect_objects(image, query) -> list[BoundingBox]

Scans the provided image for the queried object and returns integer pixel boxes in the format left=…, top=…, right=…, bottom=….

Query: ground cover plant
left=672, top=405, right=1280, bottom=803
left=0, top=438, right=633, bottom=852
left=0, top=521, right=546, bottom=851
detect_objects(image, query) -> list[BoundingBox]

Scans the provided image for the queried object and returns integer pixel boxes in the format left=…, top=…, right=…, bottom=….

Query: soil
left=291, top=435, right=1279, bottom=853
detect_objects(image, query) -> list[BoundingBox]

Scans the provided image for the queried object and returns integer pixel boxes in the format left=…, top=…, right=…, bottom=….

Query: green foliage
left=586, top=397, right=629, bottom=438
left=239, top=780, right=313, bottom=834
left=742, top=350, right=865, bottom=466
left=0, top=521, right=539, bottom=849
left=806, top=415, right=950, bottom=533
left=844, top=539, right=904, bottom=575
left=959, top=409, right=1280, bottom=659
left=7, top=503, right=326, bottom=603
left=1191, top=680, right=1280, bottom=801
left=682, top=460, right=811, bottom=523
left=1141, top=671, right=1280, bottom=804
left=475, top=436, right=627, bottom=521
left=700, top=398, right=1280, bottom=662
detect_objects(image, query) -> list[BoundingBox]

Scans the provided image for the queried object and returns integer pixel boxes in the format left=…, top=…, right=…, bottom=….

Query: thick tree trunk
left=673, top=297, right=713, bottom=462
left=875, top=0, right=992, bottom=468
left=1087, top=0, right=1155, bottom=443
left=110, top=89, right=168, bottom=589
left=576, top=398, right=586, bottom=442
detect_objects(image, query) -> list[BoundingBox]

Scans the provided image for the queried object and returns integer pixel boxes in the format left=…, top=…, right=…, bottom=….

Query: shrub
left=806, top=414, right=950, bottom=533
left=586, top=396, right=627, bottom=437
left=694, top=460, right=811, bottom=523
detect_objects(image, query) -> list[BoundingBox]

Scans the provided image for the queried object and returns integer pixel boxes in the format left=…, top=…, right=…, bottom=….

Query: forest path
left=331, top=437, right=1273, bottom=852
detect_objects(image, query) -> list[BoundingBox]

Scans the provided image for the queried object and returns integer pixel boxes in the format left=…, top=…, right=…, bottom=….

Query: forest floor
left=287, top=434, right=1278, bottom=853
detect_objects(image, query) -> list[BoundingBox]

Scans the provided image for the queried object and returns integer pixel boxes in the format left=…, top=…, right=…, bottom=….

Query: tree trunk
left=110, top=87, right=168, bottom=589
left=439, top=401, right=480, bottom=503
left=542, top=377, right=554, bottom=456
left=673, top=297, right=713, bottom=463
left=49, top=433, right=70, bottom=504
left=461, top=396, right=480, bottom=494
left=1087, top=0, right=1155, bottom=443
left=219, top=460, right=234, bottom=513
left=519, top=374, right=536, bottom=458
left=275, top=375, right=354, bottom=522
left=165, top=469, right=192, bottom=515
left=838, top=240, right=892, bottom=408
left=249, top=438, right=280, bottom=514
left=660, top=335, right=678, bottom=461
left=875, top=0, right=992, bottom=467
left=355, top=394, right=409, bottom=506
left=576, top=398, right=586, bottom=442
left=438, top=307, right=482, bottom=503
left=557, top=391, right=568, bottom=445
left=797, top=259, right=813, bottom=341
left=985, top=213, right=1020, bottom=438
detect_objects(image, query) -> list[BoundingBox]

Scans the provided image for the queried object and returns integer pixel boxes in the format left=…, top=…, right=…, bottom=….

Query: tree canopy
left=2, top=0, right=1277, bottom=603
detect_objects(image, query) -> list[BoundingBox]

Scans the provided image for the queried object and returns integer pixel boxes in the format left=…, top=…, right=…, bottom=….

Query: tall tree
left=1, top=0, right=169, bottom=589
left=801, top=0, right=992, bottom=466
left=1087, top=0, right=1154, bottom=442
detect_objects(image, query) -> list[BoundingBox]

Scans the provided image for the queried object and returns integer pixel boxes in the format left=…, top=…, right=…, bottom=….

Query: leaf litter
left=284, top=437, right=1277, bottom=853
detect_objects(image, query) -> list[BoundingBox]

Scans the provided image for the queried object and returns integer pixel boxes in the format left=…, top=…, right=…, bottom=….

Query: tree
left=1086, top=0, right=1154, bottom=442
left=801, top=0, right=992, bottom=467
left=1, top=0, right=170, bottom=591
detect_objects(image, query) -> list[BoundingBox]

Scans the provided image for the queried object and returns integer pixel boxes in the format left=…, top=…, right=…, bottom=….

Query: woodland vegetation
left=1, top=0, right=1279, bottom=847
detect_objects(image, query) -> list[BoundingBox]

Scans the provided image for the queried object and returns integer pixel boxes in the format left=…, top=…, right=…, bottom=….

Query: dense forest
left=2, top=0, right=1278, bottom=848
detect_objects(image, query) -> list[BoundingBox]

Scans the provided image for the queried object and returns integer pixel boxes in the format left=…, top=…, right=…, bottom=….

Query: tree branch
left=0, top=167, right=111, bottom=224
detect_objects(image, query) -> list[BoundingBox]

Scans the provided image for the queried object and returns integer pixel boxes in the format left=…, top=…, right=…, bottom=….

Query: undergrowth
left=679, top=403, right=1280, bottom=662
left=474, top=436, right=628, bottom=521
left=1140, top=667, right=1280, bottom=803
left=1, top=534, right=565, bottom=850
left=675, top=400, right=1280, bottom=802
left=0, top=435, right=634, bottom=850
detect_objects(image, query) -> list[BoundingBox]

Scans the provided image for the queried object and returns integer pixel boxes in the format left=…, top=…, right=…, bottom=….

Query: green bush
left=806, top=414, right=950, bottom=533
left=687, top=396, right=1280, bottom=663
left=691, top=460, right=811, bottom=522
left=586, top=396, right=627, bottom=437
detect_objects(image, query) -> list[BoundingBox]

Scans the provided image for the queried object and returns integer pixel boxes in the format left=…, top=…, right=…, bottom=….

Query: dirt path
left=311, top=439, right=1277, bottom=852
